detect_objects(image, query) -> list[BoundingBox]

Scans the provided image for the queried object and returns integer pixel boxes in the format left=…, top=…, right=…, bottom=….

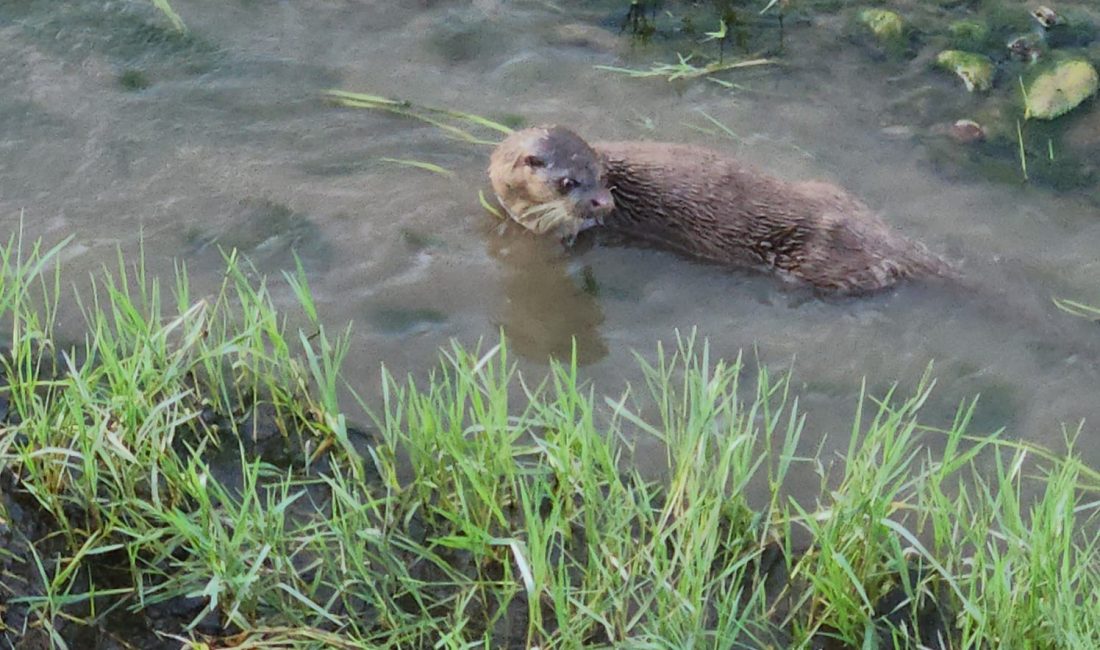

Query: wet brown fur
left=489, top=127, right=952, bottom=294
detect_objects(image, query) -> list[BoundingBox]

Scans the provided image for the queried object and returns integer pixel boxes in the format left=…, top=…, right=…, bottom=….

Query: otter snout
left=579, top=188, right=615, bottom=225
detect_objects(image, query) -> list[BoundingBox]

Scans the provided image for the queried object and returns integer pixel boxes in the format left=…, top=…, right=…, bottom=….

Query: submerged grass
left=149, top=0, right=187, bottom=33
left=325, top=90, right=513, bottom=146
left=377, top=158, right=456, bottom=178
left=1054, top=296, right=1100, bottom=322
left=596, top=55, right=774, bottom=82
left=0, top=235, right=1098, bottom=648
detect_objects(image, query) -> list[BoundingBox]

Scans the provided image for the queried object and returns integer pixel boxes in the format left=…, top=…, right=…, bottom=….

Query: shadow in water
left=485, top=221, right=608, bottom=365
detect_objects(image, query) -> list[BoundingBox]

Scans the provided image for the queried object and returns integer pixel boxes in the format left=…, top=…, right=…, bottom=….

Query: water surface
left=2, top=0, right=1098, bottom=487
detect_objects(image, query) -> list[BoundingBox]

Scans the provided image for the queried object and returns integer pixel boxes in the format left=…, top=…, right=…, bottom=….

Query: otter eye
left=523, top=155, right=545, bottom=168
left=557, top=177, right=579, bottom=193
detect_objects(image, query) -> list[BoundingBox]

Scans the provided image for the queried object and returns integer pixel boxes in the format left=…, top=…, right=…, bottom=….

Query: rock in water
left=859, top=9, right=904, bottom=43
left=947, top=20, right=990, bottom=51
left=936, top=50, right=995, bottom=92
left=1025, top=59, right=1099, bottom=120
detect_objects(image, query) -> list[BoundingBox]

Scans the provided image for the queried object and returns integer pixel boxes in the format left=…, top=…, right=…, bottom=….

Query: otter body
left=489, top=126, right=950, bottom=294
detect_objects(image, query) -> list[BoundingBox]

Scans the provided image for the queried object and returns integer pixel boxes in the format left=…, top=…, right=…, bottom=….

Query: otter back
left=593, top=141, right=951, bottom=294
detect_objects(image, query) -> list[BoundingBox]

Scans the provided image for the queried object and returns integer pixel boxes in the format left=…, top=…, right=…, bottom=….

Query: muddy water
left=1, top=0, right=1099, bottom=486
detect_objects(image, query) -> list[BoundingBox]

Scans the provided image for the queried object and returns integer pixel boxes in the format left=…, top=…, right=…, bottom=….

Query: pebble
left=950, top=119, right=986, bottom=144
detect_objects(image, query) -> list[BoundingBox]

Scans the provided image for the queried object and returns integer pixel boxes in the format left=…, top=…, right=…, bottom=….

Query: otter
left=488, top=126, right=951, bottom=294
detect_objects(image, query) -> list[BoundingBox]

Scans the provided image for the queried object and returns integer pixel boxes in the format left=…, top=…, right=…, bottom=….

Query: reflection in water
left=485, top=219, right=608, bottom=364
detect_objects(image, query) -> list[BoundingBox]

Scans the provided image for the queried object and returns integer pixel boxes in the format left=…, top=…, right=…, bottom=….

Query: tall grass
left=0, top=236, right=1097, bottom=648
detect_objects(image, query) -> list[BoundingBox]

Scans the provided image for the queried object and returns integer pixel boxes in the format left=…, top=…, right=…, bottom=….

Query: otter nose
left=589, top=190, right=615, bottom=214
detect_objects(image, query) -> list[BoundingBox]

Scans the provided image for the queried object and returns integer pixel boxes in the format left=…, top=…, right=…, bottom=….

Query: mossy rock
left=935, top=50, right=995, bottom=92
left=1025, top=59, right=1099, bottom=120
left=948, top=20, right=991, bottom=51
left=859, top=9, right=905, bottom=43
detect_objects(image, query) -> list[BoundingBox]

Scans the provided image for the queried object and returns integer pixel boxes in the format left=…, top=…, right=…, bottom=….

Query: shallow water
left=2, top=0, right=1099, bottom=486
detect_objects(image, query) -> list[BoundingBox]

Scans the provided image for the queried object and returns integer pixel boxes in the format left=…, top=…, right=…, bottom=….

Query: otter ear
left=522, top=155, right=545, bottom=169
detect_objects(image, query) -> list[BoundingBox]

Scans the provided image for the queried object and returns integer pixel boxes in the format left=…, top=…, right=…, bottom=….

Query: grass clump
left=0, top=235, right=1098, bottom=648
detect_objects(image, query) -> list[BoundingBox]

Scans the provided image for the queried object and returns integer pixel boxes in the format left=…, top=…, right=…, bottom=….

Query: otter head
left=488, top=126, right=615, bottom=241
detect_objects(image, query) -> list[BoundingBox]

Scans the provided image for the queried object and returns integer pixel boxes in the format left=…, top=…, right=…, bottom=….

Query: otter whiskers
left=493, top=194, right=587, bottom=243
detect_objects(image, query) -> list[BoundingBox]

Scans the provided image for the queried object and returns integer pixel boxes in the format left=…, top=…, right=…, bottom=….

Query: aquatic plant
left=1053, top=297, right=1100, bottom=321
left=325, top=90, right=513, bottom=146
left=378, top=157, right=455, bottom=177
left=595, top=54, right=774, bottom=82
left=149, top=0, right=186, bottom=32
